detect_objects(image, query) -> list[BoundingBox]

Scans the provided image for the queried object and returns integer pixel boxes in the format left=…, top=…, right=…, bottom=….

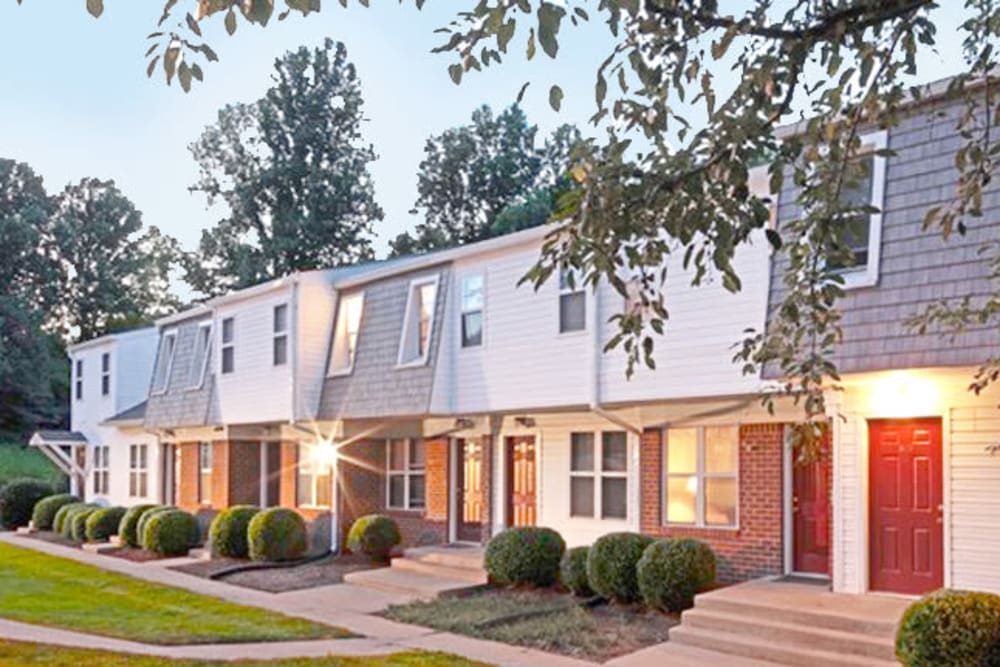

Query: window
left=221, top=317, right=235, bottom=374
left=101, top=353, right=111, bottom=396
left=75, top=359, right=83, bottom=400
left=151, top=331, right=176, bottom=394
left=273, top=304, right=288, bottom=366
left=296, top=444, right=332, bottom=507
left=386, top=438, right=425, bottom=510
left=188, top=323, right=212, bottom=389
left=198, top=442, right=212, bottom=505
left=827, top=129, right=887, bottom=288
left=460, top=274, right=484, bottom=348
left=559, top=267, right=586, bottom=333
left=129, top=444, right=148, bottom=498
left=328, top=292, right=364, bottom=375
left=397, top=277, right=438, bottom=366
left=92, top=445, right=110, bottom=495
left=664, top=426, right=738, bottom=527
left=569, top=431, right=628, bottom=519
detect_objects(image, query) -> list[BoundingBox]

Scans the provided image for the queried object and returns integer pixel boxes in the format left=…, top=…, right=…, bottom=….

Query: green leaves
left=548, top=85, right=563, bottom=111
left=536, top=2, right=564, bottom=58
left=85, top=0, right=103, bottom=18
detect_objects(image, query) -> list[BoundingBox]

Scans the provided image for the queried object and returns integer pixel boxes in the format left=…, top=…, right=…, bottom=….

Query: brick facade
left=640, top=424, right=785, bottom=582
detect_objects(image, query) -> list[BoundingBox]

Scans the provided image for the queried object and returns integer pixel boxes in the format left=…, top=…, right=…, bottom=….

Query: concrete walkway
left=0, top=532, right=592, bottom=666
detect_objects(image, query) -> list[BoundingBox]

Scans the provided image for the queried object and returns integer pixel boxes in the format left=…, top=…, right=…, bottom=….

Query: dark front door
left=506, top=436, right=536, bottom=527
left=793, top=444, right=831, bottom=575
left=456, top=439, right=484, bottom=542
left=264, top=442, right=282, bottom=507
left=869, top=418, right=944, bottom=594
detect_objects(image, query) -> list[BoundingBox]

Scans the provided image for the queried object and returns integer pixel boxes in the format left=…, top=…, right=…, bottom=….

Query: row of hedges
left=485, top=528, right=717, bottom=613
left=207, top=506, right=312, bottom=562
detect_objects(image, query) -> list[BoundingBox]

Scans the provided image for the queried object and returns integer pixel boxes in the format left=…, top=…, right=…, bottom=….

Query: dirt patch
left=171, top=554, right=380, bottom=593
left=101, top=547, right=174, bottom=563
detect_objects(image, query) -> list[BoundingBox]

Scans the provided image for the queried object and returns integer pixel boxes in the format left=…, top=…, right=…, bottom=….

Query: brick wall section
left=209, top=440, right=231, bottom=509
left=640, top=424, right=785, bottom=582
left=178, top=442, right=200, bottom=511
left=424, top=438, right=449, bottom=522
left=280, top=442, right=297, bottom=509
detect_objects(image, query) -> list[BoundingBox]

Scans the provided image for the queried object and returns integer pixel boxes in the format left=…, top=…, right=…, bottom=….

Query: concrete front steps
left=668, top=579, right=907, bottom=667
left=343, top=544, right=487, bottom=600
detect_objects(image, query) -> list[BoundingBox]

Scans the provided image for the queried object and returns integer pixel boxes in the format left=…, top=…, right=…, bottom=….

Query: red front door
left=793, top=447, right=831, bottom=575
left=506, top=436, right=536, bottom=527
left=869, top=418, right=944, bottom=594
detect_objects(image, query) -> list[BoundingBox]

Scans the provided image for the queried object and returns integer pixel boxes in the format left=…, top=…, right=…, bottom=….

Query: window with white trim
left=559, top=267, right=586, bottom=333
left=101, top=353, right=111, bottom=396
left=129, top=444, right=148, bottom=498
left=296, top=444, right=332, bottom=507
left=198, top=442, right=212, bottom=505
left=664, top=426, right=738, bottom=528
left=188, top=322, right=212, bottom=389
left=569, top=431, right=628, bottom=519
left=386, top=438, right=425, bottom=510
left=75, top=359, right=83, bottom=400
left=92, top=445, right=110, bottom=495
left=221, top=317, right=235, bottom=374
left=460, top=274, right=484, bottom=348
left=328, top=292, right=364, bottom=375
left=397, top=277, right=438, bottom=366
left=151, top=331, right=176, bottom=394
left=273, top=304, right=288, bottom=366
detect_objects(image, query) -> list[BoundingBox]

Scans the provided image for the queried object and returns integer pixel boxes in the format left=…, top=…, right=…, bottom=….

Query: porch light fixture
left=514, top=417, right=536, bottom=428
left=454, top=418, right=475, bottom=430
left=314, top=441, right=339, bottom=467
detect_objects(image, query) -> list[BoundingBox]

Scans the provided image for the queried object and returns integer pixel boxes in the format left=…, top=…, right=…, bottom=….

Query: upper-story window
left=188, top=323, right=212, bottom=389
left=221, top=317, right=235, bottom=374
left=328, top=292, right=364, bottom=376
left=101, top=353, right=111, bottom=397
left=664, top=425, right=738, bottom=528
left=397, top=276, right=438, bottom=367
left=460, top=274, right=484, bottom=348
left=273, top=304, right=288, bottom=366
left=570, top=431, right=628, bottom=520
left=828, top=129, right=887, bottom=289
left=74, top=359, right=83, bottom=400
left=151, top=331, right=176, bottom=394
left=559, top=267, right=586, bottom=333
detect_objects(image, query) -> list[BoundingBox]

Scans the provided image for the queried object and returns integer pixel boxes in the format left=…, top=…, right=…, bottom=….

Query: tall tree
left=390, top=105, right=580, bottom=255
left=51, top=178, right=179, bottom=342
left=0, top=159, right=57, bottom=311
left=187, top=39, right=382, bottom=297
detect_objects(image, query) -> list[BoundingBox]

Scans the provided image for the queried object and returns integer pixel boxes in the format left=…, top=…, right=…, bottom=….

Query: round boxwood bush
left=209, top=505, right=260, bottom=558
left=84, top=506, right=127, bottom=543
left=560, top=546, right=594, bottom=597
left=59, top=503, right=97, bottom=539
left=142, top=510, right=199, bottom=556
left=69, top=506, right=100, bottom=542
left=247, top=508, right=307, bottom=562
left=586, top=532, right=654, bottom=603
left=53, top=502, right=87, bottom=535
left=896, top=589, right=1000, bottom=666
left=117, top=504, right=158, bottom=547
left=0, top=478, right=53, bottom=529
left=637, top=538, right=717, bottom=612
left=136, top=505, right=176, bottom=546
left=31, top=493, right=80, bottom=530
left=347, top=514, right=401, bottom=563
left=485, top=526, right=566, bottom=587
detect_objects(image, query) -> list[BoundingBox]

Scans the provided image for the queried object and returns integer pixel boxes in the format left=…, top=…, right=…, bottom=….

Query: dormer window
left=188, top=322, right=212, bottom=389
left=75, top=359, right=83, bottom=400
left=397, top=276, right=438, bottom=367
left=221, top=317, right=235, bottom=374
left=328, top=292, right=364, bottom=376
left=101, top=353, right=111, bottom=396
left=151, top=331, right=176, bottom=394
left=460, top=274, right=484, bottom=348
left=559, top=267, right=586, bottom=333
left=273, top=304, right=288, bottom=367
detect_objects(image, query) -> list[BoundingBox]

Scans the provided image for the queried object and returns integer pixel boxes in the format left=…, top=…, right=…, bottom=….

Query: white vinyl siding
left=151, top=331, right=176, bottom=395
left=387, top=438, right=425, bottom=511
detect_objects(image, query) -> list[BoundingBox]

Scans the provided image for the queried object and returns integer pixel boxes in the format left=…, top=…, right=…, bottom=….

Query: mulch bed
left=20, top=531, right=81, bottom=548
left=100, top=546, right=173, bottom=563
left=171, top=554, right=379, bottom=593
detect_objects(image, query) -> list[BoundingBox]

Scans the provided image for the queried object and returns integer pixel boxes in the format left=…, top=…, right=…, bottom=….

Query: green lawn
left=0, top=444, right=66, bottom=490
left=0, top=641, right=486, bottom=667
left=0, top=542, right=348, bottom=644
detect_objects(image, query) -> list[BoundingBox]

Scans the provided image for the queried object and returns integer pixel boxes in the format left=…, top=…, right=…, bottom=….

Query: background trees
left=186, top=39, right=382, bottom=297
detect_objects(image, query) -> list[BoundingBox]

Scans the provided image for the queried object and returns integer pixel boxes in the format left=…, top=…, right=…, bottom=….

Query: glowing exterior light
left=314, top=441, right=338, bottom=467
left=868, top=372, right=941, bottom=418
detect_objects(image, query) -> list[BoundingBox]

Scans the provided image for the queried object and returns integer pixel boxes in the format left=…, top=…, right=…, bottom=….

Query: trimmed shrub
left=142, top=510, right=199, bottom=556
left=247, top=508, right=308, bottom=562
left=31, top=493, right=80, bottom=530
left=85, top=506, right=127, bottom=542
left=209, top=505, right=260, bottom=558
left=69, top=506, right=99, bottom=541
left=53, top=502, right=88, bottom=535
left=346, top=514, right=401, bottom=563
left=118, top=504, right=158, bottom=547
left=637, top=538, right=717, bottom=612
left=586, top=532, right=654, bottom=603
left=0, top=478, right=53, bottom=529
left=136, top=505, right=176, bottom=546
left=485, top=526, right=566, bottom=587
left=896, top=589, right=1000, bottom=666
left=560, top=546, right=593, bottom=597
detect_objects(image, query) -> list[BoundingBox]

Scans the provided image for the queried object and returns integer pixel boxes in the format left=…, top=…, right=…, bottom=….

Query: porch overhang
left=28, top=430, right=88, bottom=478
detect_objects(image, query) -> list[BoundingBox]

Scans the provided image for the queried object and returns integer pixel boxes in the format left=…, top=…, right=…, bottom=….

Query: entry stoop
left=668, top=579, right=907, bottom=666
left=343, top=544, right=487, bottom=599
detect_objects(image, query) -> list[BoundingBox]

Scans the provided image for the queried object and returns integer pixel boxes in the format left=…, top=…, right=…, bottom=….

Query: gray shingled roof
left=104, top=400, right=147, bottom=424
left=30, top=430, right=88, bottom=444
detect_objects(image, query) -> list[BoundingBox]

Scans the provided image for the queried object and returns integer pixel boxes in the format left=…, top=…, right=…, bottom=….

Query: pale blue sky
left=0, top=3, right=970, bottom=265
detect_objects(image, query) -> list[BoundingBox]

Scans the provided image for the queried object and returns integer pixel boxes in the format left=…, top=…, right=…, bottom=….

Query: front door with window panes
left=664, top=426, right=738, bottom=527
left=387, top=438, right=425, bottom=511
